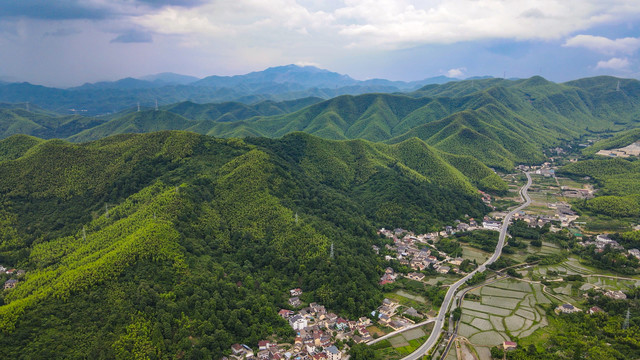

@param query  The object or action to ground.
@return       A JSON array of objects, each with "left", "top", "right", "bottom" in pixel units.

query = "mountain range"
[
  {"left": 3, "top": 75, "right": 639, "bottom": 171},
  {"left": 0, "top": 65, "right": 460, "bottom": 115}
]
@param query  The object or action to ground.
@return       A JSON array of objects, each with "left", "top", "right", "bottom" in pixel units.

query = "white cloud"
[
  {"left": 564, "top": 34, "right": 640, "bottom": 55},
  {"left": 129, "top": 0, "right": 640, "bottom": 50},
  {"left": 294, "top": 61, "right": 321, "bottom": 67},
  {"left": 595, "top": 57, "right": 630, "bottom": 70},
  {"left": 446, "top": 67, "right": 465, "bottom": 78}
]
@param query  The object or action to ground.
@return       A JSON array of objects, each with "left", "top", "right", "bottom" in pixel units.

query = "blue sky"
[{"left": 0, "top": 0, "right": 639, "bottom": 87}]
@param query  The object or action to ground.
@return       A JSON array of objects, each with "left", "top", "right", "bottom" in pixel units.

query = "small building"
[
  {"left": 258, "top": 340, "right": 270, "bottom": 351},
  {"left": 437, "top": 266, "right": 451, "bottom": 274},
  {"left": 407, "top": 272, "right": 425, "bottom": 281},
  {"left": 289, "top": 297, "right": 302, "bottom": 307},
  {"left": 3, "top": 279, "right": 17, "bottom": 290},
  {"left": 290, "top": 288, "right": 303, "bottom": 297},
  {"left": 482, "top": 221, "right": 501, "bottom": 231},
  {"left": 231, "top": 344, "right": 245, "bottom": 356},
  {"left": 503, "top": 341, "right": 517, "bottom": 351},
  {"left": 604, "top": 290, "right": 627, "bottom": 300},
  {"left": 556, "top": 303, "right": 581, "bottom": 314},
  {"left": 588, "top": 306, "right": 603, "bottom": 315},
  {"left": 378, "top": 314, "right": 391, "bottom": 325},
  {"left": 403, "top": 307, "right": 422, "bottom": 318},
  {"left": 289, "top": 315, "right": 308, "bottom": 331},
  {"left": 279, "top": 309, "right": 295, "bottom": 319},
  {"left": 326, "top": 345, "right": 341, "bottom": 360}
]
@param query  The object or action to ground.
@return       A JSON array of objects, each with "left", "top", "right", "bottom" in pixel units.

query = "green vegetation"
[
  {"left": 559, "top": 158, "right": 640, "bottom": 217},
  {"left": 454, "top": 230, "right": 500, "bottom": 252},
  {"left": 514, "top": 304, "right": 640, "bottom": 359},
  {"left": 583, "top": 128, "right": 640, "bottom": 155},
  {"left": 5, "top": 75, "right": 640, "bottom": 172},
  {"left": 0, "top": 131, "right": 497, "bottom": 358}
]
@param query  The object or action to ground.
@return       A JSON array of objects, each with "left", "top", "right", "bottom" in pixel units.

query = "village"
[
  {"left": 225, "top": 287, "right": 375, "bottom": 360},
  {"left": 0, "top": 265, "right": 25, "bottom": 290}
]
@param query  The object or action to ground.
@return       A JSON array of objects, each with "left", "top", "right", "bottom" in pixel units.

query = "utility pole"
[
  {"left": 82, "top": 226, "right": 86, "bottom": 241},
  {"left": 155, "top": 99, "right": 159, "bottom": 111},
  {"left": 616, "top": 80, "right": 621, "bottom": 92},
  {"left": 330, "top": 243, "right": 334, "bottom": 259},
  {"left": 295, "top": 212, "right": 299, "bottom": 224},
  {"left": 137, "top": 102, "right": 140, "bottom": 112},
  {"left": 623, "top": 308, "right": 630, "bottom": 330}
]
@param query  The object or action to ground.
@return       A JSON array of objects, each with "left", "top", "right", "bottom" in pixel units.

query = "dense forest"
[
  {"left": 3, "top": 75, "right": 640, "bottom": 171},
  {"left": 0, "top": 131, "right": 496, "bottom": 359}
]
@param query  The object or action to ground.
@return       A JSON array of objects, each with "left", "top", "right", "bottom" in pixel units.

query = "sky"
[{"left": 0, "top": 0, "right": 639, "bottom": 87}]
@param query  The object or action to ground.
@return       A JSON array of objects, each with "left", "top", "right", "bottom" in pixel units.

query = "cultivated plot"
[{"left": 458, "top": 278, "right": 552, "bottom": 348}]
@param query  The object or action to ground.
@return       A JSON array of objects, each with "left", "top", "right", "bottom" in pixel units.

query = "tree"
[{"left": 349, "top": 343, "right": 379, "bottom": 360}]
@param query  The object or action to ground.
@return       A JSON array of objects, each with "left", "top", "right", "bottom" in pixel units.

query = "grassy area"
[
  {"left": 384, "top": 290, "right": 432, "bottom": 314},
  {"left": 462, "top": 244, "right": 491, "bottom": 263},
  {"left": 367, "top": 325, "right": 390, "bottom": 338},
  {"left": 556, "top": 176, "right": 588, "bottom": 189},
  {"left": 505, "top": 241, "right": 562, "bottom": 263}
]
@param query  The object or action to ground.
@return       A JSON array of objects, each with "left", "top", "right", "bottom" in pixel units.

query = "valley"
[{"left": 1, "top": 73, "right": 640, "bottom": 360}]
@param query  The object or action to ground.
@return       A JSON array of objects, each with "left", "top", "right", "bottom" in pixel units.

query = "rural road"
[{"left": 400, "top": 172, "right": 532, "bottom": 360}]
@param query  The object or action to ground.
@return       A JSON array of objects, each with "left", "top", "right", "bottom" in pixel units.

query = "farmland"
[
  {"left": 458, "top": 278, "right": 552, "bottom": 347},
  {"left": 372, "top": 324, "right": 433, "bottom": 360}
]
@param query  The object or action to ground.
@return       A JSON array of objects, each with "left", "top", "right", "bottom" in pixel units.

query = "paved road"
[
  {"left": 401, "top": 172, "right": 532, "bottom": 360},
  {"left": 439, "top": 275, "right": 507, "bottom": 360}
]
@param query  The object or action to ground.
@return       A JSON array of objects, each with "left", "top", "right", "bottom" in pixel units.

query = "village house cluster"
[
  {"left": 373, "top": 298, "right": 423, "bottom": 331},
  {"left": 227, "top": 289, "right": 373, "bottom": 360},
  {"left": 0, "top": 264, "right": 25, "bottom": 290},
  {"left": 377, "top": 228, "right": 471, "bottom": 278},
  {"left": 578, "top": 234, "right": 625, "bottom": 253}
]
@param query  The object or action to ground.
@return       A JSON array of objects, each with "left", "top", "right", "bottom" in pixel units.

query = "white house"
[
  {"left": 326, "top": 345, "right": 341, "bottom": 360},
  {"left": 289, "top": 315, "right": 308, "bottom": 331}
]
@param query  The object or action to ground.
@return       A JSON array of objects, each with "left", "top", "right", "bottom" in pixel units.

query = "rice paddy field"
[
  {"left": 372, "top": 324, "right": 433, "bottom": 360},
  {"left": 458, "top": 278, "right": 551, "bottom": 347},
  {"left": 505, "top": 241, "right": 562, "bottom": 263}
]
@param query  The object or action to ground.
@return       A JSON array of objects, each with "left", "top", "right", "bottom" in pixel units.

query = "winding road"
[{"left": 401, "top": 172, "right": 532, "bottom": 360}]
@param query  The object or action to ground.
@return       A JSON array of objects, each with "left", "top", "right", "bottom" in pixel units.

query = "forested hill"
[
  {"left": 4, "top": 75, "right": 639, "bottom": 171},
  {"left": 0, "top": 131, "right": 496, "bottom": 359}
]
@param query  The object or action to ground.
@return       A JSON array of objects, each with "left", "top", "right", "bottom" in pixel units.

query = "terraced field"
[
  {"left": 458, "top": 278, "right": 552, "bottom": 347},
  {"left": 373, "top": 325, "right": 433, "bottom": 360}
]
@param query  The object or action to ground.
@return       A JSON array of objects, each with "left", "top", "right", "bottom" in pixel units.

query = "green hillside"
[
  {"left": 0, "top": 108, "right": 104, "bottom": 140},
  {"left": 68, "top": 110, "right": 198, "bottom": 142},
  {"left": 0, "top": 134, "right": 44, "bottom": 161},
  {"left": 583, "top": 128, "right": 640, "bottom": 155},
  {"left": 559, "top": 157, "right": 640, "bottom": 217},
  {"left": 3, "top": 76, "right": 640, "bottom": 170},
  {"left": 0, "top": 131, "right": 494, "bottom": 358}
]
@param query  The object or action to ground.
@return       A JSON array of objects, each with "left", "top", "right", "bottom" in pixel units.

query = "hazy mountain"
[
  {"left": 138, "top": 72, "right": 200, "bottom": 85},
  {"left": 194, "top": 64, "right": 358, "bottom": 88},
  {"left": 0, "top": 65, "right": 462, "bottom": 115}
]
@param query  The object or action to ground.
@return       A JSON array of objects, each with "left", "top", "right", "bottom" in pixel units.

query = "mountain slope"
[
  {"left": 0, "top": 131, "right": 494, "bottom": 358},
  {"left": 3, "top": 75, "right": 640, "bottom": 170}
]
